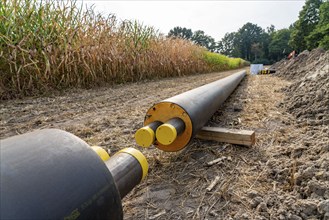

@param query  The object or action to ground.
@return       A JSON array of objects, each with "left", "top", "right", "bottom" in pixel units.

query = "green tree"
[
  {"left": 237, "top": 22, "right": 264, "bottom": 61},
  {"left": 191, "top": 30, "right": 217, "bottom": 52},
  {"left": 261, "top": 32, "right": 271, "bottom": 60},
  {"left": 289, "top": 0, "right": 323, "bottom": 51},
  {"left": 251, "top": 43, "right": 262, "bottom": 60},
  {"left": 306, "top": 1, "right": 329, "bottom": 50},
  {"left": 218, "top": 32, "right": 240, "bottom": 57},
  {"left": 168, "top": 26, "right": 193, "bottom": 40},
  {"left": 218, "top": 23, "right": 271, "bottom": 62},
  {"left": 269, "top": 29, "right": 292, "bottom": 61},
  {"left": 266, "top": 24, "right": 276, "bottom": 35}
]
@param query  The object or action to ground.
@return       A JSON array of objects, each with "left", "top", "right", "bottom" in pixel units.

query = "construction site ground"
[{"left": 1, "top": 49, "right": 328, "bottom": 219}]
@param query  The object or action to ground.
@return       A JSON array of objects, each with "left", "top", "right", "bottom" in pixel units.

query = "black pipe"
[
  {"left": 139, "top": 70, "right": 246, "bottom": 151},
  {"left": 104, "top": 147, "right": 147, "bottom": 199},
  {"left": 165, "top": 118, "right": 186, "bottom": 135},
  {"left": 148, "top": 121, "right": 163, "bottom": 132},
  {"left": 166, "top": 70, "right": 246, "bottom": 136},
  {"left": 0, "top": 129, "right": 147, "bottom": 220}
]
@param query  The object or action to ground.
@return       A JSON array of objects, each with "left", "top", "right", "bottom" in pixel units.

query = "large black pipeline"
[
  {"left": 135, "top": 70, "right": 246, "bottom": 151},
  {"left": 0, "top": 129, "right": 148, "bottom": 220}
]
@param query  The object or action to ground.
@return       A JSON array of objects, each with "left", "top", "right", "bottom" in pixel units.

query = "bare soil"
[{"left": 1, "top": 55, "right": 328, "bottom": 219}]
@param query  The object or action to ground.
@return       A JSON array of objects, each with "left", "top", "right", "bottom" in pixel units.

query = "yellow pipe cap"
[
  {"left": 135, "top": 126, "right": 155, "bottom": 147},
  {"left": 119, "top": 148, "right": 148, "bottom": 180},
  {"left": 156, "top": 124, "right": 177, "bottom": 145},
  {"left": 91, "top": 146, "right": 110, "bottom": 161}
]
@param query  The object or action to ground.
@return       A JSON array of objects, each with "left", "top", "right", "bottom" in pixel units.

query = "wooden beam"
[{"left": 195, "top": 127, "right": 255, "bottom": 147}]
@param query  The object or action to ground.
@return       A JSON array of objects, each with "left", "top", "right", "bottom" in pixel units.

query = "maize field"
[{"left": 0, "top": 0, "right": 247, "bottom": 99}]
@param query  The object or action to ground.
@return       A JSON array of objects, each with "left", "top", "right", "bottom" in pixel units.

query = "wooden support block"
[{"left": 195, "top": 127, "right": 255, "bottom": 147}]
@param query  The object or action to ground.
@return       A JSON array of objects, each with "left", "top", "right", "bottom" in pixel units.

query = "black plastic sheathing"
[
  {"left": 105, "top": 153, "right": 143, "bottom": 198},
  {"left": 148, "top": 121, "right": 163, "bottom": 131},
  {"left": 162, "top": 70, "right": 246, "bottom": 138},
  {"left": 0, "top": 129, "right": 123, "bottom": 220},
  {"left": 165, "top": 118, "right": 185, "bottom": 135}
]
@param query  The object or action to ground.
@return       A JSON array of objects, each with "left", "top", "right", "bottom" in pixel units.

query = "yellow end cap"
[
  {"left": 119, "top": 148, "right": 148, "bottom": 181},
  {"left": 156, "top": 124, "right": 177, "bottom": 145},
  {"left": 135, "top": 126, "right": 155, "bottom": 147},
  {"left": 91, "top": 146, "right": 110, "bottom": 161}
]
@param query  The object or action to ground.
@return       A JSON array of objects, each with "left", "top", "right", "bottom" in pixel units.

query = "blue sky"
[{"left": 80, "top": 1, "right": 305, "bottom": 41}]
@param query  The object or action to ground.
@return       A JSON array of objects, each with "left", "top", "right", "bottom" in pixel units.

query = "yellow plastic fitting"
[
  {"left": 156, "top": 123, "right": 177, "bottom": 145},
  {"left": 91, "top": 146, "right": 110, "bottom": 161},
  {"left": 118, "top": 148, "right": 148, "bottom": 180},
  {"left": 134, "top": 126, "right": 155, "bottom": 148}
]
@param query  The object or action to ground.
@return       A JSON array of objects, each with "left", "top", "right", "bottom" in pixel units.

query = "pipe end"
[
  {"left": 135, "top": 127, "right": 155, "bottom": 147},
  {"left": 91, "top": 146, "right": 110, "bottom": 161},
  {"left": 156, "top": 124, "right": 177, "bottom": 145},
  {"left": 119, "top": 148, "right": 148, "bottom": 180}
]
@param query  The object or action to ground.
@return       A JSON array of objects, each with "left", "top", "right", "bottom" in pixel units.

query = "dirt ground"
[{"left": 1, "top": 61, "right": 328, "bottom": 219}]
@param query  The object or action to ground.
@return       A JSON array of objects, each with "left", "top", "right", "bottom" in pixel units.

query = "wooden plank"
[{"left": 195, "top": 127, "right": 255, "bottom": 147}]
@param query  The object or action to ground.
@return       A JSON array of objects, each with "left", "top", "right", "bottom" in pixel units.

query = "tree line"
[{"left": 167, "top": 0, "right": 328, "bottom": 64}]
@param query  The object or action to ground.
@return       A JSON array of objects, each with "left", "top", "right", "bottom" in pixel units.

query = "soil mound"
[
  {"left": 272, "top": 48, "right": 327, "bottom": 80},
  {"left": 272, "top": 48, "right": 329, "bottom": 125},
  {"left": 269, "top": 49, "right": 329, "bottom": 219}
]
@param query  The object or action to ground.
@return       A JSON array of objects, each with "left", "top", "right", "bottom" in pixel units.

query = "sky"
[{"left": 81, "top": 1, "right": 305, "bottom": 41}]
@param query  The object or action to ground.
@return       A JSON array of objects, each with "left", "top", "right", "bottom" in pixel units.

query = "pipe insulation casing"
[
  {"left": 0, "top": 129, "right": 123, "bottom": 220},
  {"left": 144, "top": 70, "right": 246, "bottom": 151},
  {"left": 106, "top": 148, "right": 148, "bottom": 198}
]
